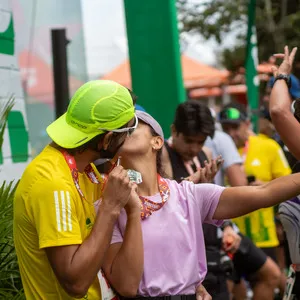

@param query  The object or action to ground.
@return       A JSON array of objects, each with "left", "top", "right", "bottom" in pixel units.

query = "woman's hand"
[
  {"left": 272, "top": 45, "right": 297, "bottom": 76},
  {"left": 124, "top": 183, "right": 141, "bottom": 217}
]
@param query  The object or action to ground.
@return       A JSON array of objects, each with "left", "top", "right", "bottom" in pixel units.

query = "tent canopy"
[{"left": 101, "top": 54, "right": 229, "bottom": 89}]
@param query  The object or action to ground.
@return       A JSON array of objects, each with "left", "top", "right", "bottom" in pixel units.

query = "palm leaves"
[
  {"left": 0, "top": 181, "right": 24, "bottom": 298},
  {"left": 0, "top": 95, "right": 15, "bottom": 150},
  {"left": 0, "top": 96, "right": 24, "bottom": 298}
]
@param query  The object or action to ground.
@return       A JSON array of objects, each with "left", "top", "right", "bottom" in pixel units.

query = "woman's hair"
[
  {"left": 148, "top": 126, "right": 166, "bottom": 177},
  {"left": 173, "top": 100, "right": 215, "bottom": 138}
]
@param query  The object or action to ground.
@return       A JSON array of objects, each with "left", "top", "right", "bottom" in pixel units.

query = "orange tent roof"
[
  {"left": 189, "top": 85, "right": 247, "bottom": 99},
  {"left": 101, "top": 55, "right": 229, "bottom": 89}
]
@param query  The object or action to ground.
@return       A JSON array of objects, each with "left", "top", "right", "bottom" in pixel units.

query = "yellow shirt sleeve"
[
  {"left": 271, "top": 144, "right": 291, "bottom": 178},
  {"left": 30, "top": 178, "right": 83, "bottom": 249}
]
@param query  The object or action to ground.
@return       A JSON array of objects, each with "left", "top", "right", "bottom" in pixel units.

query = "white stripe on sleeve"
[{"left": 54, "top": 191, "right": 61, "bottom": 232}]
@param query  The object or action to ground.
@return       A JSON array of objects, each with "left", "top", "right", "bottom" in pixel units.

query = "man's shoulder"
[
  {"left": 214, "top": 130, "right": 230, "bottom": 139},
  {"left": 18, "top": 146, "right": 72, "bottom": 195},
  {"left": 254, "top": 135, "right": 281, "bottom": 151},
  {"left": 213, "top": 130, "right": 235, "bottom": 145}
]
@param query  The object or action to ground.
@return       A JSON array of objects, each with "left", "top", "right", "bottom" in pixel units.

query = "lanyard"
[
  {"left": 61, "top": 150, "right": 106, "bottom": 202},
  {"left": 241, "top": 140, "right": 249, "bottom": 162},
  {"left": 61, "top": 150, "right": 170, "bottom": 219},
  {"left": 139, "top": 174, "right": 170, "bottom": 220}
]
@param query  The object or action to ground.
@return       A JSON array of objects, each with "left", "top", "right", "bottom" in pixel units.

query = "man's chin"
[{"left": 182, "top": 155, "right": 195, "bottom": 161}]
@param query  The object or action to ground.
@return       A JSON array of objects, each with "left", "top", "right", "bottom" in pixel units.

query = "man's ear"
[
  {"left": 245, "top": 120, "right": 251, "bottom": 127},
  {"left": 100, "top": 132, "right": 113, "bottom": 151}
]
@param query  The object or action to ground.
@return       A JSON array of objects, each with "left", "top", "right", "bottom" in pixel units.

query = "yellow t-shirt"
[
  {"left": 14, "top": 145, "right": 102, "bottom": 299},
  {"left": 234, "top": 134, "right": 291, "bottom": 248}
]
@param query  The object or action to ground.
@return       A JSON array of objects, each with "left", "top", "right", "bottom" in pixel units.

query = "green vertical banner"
[
  {"left": 123, "top": 0, "right": 185, "bottom": 136},
  {"left": 245, "top": 0, "right": 259, "bottom": 133}
]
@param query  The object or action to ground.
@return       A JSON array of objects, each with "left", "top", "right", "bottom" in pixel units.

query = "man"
[
  {"left": 219, "top": 102, "right": 291, "bottom": 298},
  {"left": 204, "top": 109, "right": 247, "bottom": 187},
  {"left": 14, "top": 80, "right": 143, "bottom": 299},
  {"left": 161, "top": 100, "right": 241, "bottom": 300}
]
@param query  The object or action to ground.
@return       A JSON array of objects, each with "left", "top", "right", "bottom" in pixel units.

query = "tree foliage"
[{"left": 177, "top": 0, "right": 300, "bottom": 72}]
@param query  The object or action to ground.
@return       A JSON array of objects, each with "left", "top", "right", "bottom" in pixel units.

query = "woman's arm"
[
  {"left": 102, "top": 192, "right": 144, "bottom": 297},
  {"left": 269, "top": 46, "right": 300, "bottom": 159},
  {"left": 213, "top": 172, "right": 300, "bottom": 220}
]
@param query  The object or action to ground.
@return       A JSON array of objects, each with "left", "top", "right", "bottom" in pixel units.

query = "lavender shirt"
[{"left": 111, "top": 179, "right": 225, "bottom": 296}]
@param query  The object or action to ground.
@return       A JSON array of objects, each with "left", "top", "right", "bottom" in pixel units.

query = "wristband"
[{"left": 273, "top": 74, "right": 291, "bottom": 88}]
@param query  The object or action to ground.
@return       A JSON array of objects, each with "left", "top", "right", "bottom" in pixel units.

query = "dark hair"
[
  {"left": 148, "top": 126, "right": 166, "bottom": 177},
  {"left": 127, "top": 88, "right": 138, "bottom": 105},
  {"left": 173, "top": 100, "right": 215, "bottom": 138},
  {"left": 65, "top": 133, "right": 106, "bottom": 155},
  {"left": 294, "top": 99, "right": 300, "bottom": 123}
]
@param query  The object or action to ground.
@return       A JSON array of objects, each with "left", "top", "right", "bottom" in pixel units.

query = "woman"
[{"left": 102, "top": 110, "right": 300, "bottom": 300}]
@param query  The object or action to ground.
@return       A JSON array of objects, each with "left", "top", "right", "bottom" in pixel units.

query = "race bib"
[{"left": 97, "top": 269, "right": 118, "bottom": 300}]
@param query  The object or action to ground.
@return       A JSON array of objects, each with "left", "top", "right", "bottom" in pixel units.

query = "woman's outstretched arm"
[{"left": 214, "top": 172, "right": 300, "bottom": 220}]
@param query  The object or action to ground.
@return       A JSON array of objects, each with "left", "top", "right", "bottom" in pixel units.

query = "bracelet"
[{"left": 273, "top": 74, "right": 291, "bottom": 88}]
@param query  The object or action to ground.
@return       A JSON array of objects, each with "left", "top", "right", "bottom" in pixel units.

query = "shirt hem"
[{"left": 39, "top": 239, "right": 82, "bottom": 249}]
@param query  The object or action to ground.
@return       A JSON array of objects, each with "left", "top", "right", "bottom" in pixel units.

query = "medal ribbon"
[
  {"left": 61, "top": 150, "right": 170, "bottom": 219},
  {"left": 139, "top": 174, "right": 170, "bottom": 220},
  {"left": 61, "top": 150, "right": 106, "bottom": 201}
]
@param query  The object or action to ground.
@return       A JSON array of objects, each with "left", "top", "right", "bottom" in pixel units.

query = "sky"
[{"left": 81, "top": 0, "right": 239, "bottom": 79}]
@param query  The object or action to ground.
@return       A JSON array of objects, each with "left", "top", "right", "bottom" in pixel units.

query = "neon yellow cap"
[{"left": 46, "top": 80, "right": 135, "bottom": 148}]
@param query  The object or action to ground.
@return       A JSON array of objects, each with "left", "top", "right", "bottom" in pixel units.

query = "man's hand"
[
  {"left": 249, "top": 179, "right": 265, "bottom": 186},
  {"left": 186, "top": 156, "right": 223, "bottom": 184},
  {"left": 196, "top": 284, "right": 212, "bottom": 300},
  {"left": 222, "top": 226, "right": 241, "bottom": 254},
  {"left": 272, "top": 45, "right": 297, "bottom": 76},
  {"left": 102, "top": 166, "right": 132, "bottom": 213}
]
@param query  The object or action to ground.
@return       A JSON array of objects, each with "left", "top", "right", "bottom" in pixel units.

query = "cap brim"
[
  {"left": 46, "top": 113, "right": 99, "bottom": 149},
  {"left": 219, "top": 119, "right": 242, "bottom": 124}
]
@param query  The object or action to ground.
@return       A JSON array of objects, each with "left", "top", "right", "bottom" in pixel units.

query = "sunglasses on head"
[{"left": 98, "top": 115, "right": 139, "bottom": 137}]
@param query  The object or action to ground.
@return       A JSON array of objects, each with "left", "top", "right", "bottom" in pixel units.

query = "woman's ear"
[{"left": 151, "top": 136, "right": 164, "bottom": 151}]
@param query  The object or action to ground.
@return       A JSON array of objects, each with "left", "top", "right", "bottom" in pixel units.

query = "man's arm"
[
  {"left": 41, "top": 166, "right": 133, "bottom": 298},
  {"left": 226, "top": 164, "right": 247, "bottom": 186},
  {"left": 46, "top": 207, "right": 119, "bottom": 298},
  {"left": 215, "top": 131, "right": 247, "bottom": 187}
]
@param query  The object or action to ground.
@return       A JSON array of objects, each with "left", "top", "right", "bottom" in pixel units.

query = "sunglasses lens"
[{"left": 127, "top": 128, "right": 135, "bottom": 137}]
